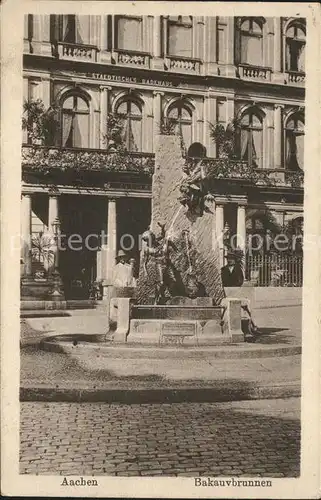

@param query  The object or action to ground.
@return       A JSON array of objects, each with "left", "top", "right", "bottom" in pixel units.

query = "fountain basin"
[{"left": 128, "top": 317, "right": 229, "bottom": 346}]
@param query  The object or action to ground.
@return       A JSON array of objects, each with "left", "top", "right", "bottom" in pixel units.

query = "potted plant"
[
  {"left": 208, "top": 118, "right": 240, "bottom": 159},
  {"left": 22, "top": 98, "right": 60, "bottom": 146},
  {"left": 103, "top": 113, "right": 126, "bottom": 153}
]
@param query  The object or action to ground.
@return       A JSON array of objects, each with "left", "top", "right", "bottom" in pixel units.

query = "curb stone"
[
  {"left": 40, "top": 337, "right": 302, "bottom": 360},
  {"left": 20, "top": 381, "right": 300, "bottom": 403}
]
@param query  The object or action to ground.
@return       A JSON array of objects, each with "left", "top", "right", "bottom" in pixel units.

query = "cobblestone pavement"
[{"left": 20, "top": 398, "right": 300, "bottom": 477}]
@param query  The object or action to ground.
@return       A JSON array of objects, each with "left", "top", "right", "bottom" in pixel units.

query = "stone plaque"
[{"left": 161, "top": 322, "right": 196, "bottom": 337}]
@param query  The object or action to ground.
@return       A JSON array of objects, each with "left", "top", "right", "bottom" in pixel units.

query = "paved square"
[{"left": 20, "top": 398, "right": 300, "bottom": 477}]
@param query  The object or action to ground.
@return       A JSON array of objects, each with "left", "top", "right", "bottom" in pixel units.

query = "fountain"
[{"left": 108, "top": 135, "right": 245, "bottom": 346}]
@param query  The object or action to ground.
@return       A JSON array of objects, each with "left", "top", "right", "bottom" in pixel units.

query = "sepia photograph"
[{"left": 1, "top": 1, "right": 320, "bottom": 498}]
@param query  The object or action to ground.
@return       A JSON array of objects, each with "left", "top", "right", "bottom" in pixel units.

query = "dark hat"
[
  {"left": 225, "top": 247, "right": 244, "bottom": 260},
  {"left": 225, "top": 250, "right": 237, "bottom": 259}
]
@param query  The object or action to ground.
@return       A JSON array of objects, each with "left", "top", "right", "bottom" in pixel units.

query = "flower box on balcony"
[
  {"left": 21, "top": 145, "right": 155, "bottom": 176},
  {"left": 201, "top": 158, "right": 273, "bottom": 185}
]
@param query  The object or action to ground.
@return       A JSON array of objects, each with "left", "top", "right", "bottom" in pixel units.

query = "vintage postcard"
[{"left": 1, "top": 1, "right": 320, "bottom": 498}]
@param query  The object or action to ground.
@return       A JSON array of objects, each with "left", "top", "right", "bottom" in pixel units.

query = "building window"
[
  {"left": 239, "top": 109, "right": 263, "bottom": 168},
  {"left": 239, "top": 18, "right": 264, "bottom": 66},
  {"left": 285, "top": 113, "right": 304, "bottom": 170},
  {"left": 61, "top": 94, "right": 90, "bottom": 148},
  {"left": 24, "top": 14, "right": 33, "bottom": 41},
  {"left": 167, "top": 101, "right": 193, "bottom": 149},
  {"left": 116, "top": 99, "right": 142, "bottom": 152},
  {"left": 285, "top": 22, "right": 306, "bottom": 73},
  {"left": 116, "top": 16, "right": 143, "bottom": 52},
  {"left": 167, "top": 16, "right": 193, "bottom": 58},
  {"left": 57, "top": 15, "right": 90, "bottom": 44}
]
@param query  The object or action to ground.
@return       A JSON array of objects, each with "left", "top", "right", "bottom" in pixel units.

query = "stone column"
[
  {"left": 204, "top": 16, "right": 217, "bottom": 74},
  {"left": 152, "top": 16, "right": 163, "bottom": 70},
  {"left": 21, "top": 194, "right": 32, "bottom": 277},
  {"left": 48, "top": 195, "right": 59, "bottom": 229},
  {"left": 273, "top": 18, "right": 282, "bottom": 72},
  {"left": 215, "top": 204, "right": 224, "bottom": 268},
  {"left": 41, "top": 15, "right": 52, "bottom": 57},
  {"left": 236, "top": 204, "right": 246, "bottom": 253},
  {"left": 153, "top": 16, "right": 161, "bottom": 57},
  {"left": 48, "top": 194, "right": 59, "bottom": 269},
  {"left": 153, "top": 91, "right": 163, "bottom": 140},
  {"left": 100, "top": 86, "right": 110, "bottom": 148},
  {"left": 274, "top": 104, "right": 283, "bottom": 169},
  {"left": 96, "top": 249, "right": 102, "bottom": 281},
  {"left": 106, "top": 198, "right": 117, "bottom": 283},
  {"left": 225, "top": 17, "right": 236, "bottom": 76},
  {"left": 204, "top": 94, "right": 216, "bottom": 157}
]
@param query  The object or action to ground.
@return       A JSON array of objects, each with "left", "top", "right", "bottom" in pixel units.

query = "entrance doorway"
[{"left": 59, "top": 195, "right": 106, "bottom": 299}]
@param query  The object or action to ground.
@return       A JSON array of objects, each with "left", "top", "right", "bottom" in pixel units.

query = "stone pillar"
[
  {"left": 106, "top": 198, "right": 117, "bottom": 283},
  {"left": 204, "top": 95, "right": 216, "bottom": 157},
  {"left": 21, "top": 194, "right": 32, "bottom": 277},
  {"left": 273, "top": 18, "right": 282, "bottom": 72},
  {"left": 48, "top": 195, "right": 59, "bottom": 228},
  {"left": 221, "top": 297, "right": 244, "bottom": 342},
  {"left": 153, "top": 16, "right": 161, "bottom": 57},
  {"left": 152, "top": 16, "right": 163, "bottom": 70},
  {"left": 236, "top": 204, "right": 246, "bottom": 253},
  {"left": 215, "top": 204, "right": 224, "bottom": 268},
  {"left": 41, "top": 15, "right": 52, "bottom": 57},
  {"left": 48, "top": 194, "right": 59, "bottom": 269},
  {"left": 96, "top": 249, "right": 102, "bottom": 281},
  {"left": 225, "top": 17, "right": 236, "bottom": 77},
  {"left": 100, "top": 86, "right": 111, "bottom": 148},
  {"left": 153, "top": 91, "right": 163, "bottom": 139},
  {"left": 204, "top": 16, "right": 217, "bottom": 75},
  {"left": 274, "top": 104, "right": 283, "bottom": 169}
]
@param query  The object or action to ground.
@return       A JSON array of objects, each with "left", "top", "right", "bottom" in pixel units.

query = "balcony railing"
[
  {"left": 238, "top": 64, "right": 272, "bottom": 81},
  {"left": 255, "top": 168, "right": 304, "bottom": 188},
  {"left": 286, "top": 71, "right": 305, "bottom": 85},
  {"left": 22, "top": 146, "right": 304, "bottom": 188},
  {"left": 165, "top": 56, "right": 201, "bottom": 72},
  {"left": 113, "top": 49, "right": 150, "bottom": 68},
  {"left": 201, "top": 160, "right": 304, "bottom": 187},
  {"left": 201, "top": 158, "right": 266, "bottom": 183},
  {"left": 57, "top": 42, "right": 99, "bottom": 62},
  {"left": 22, "top": 145, "right": 155, "bottom": 176}
]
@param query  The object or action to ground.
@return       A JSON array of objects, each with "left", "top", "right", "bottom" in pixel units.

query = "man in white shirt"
[{"left": 112, "top": 250, "right": 136, "bottom": 287}]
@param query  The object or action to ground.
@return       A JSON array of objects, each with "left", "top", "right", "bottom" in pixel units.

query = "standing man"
[
  {"left": 221, "top": 250, "right": 244, "bottom": 287},
  {"left": 112, "top": 249, "right": 136, "bottom": 287}
]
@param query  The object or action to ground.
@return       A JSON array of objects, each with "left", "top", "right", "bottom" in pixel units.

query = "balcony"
[
  {"left": 56, "top": 42, "right": 99, "bottom": 62},
  {"left": 22, "top": 145, "right": 155, "bottom": 176},
  {"left": 112, "top": 49, "right": 150, "bottom": 68},
  {"left": 201, "top": 158, "right": 260, "bottom": 182},
  {"left": 238, "top": 64, "right": 272, "bottom": 82},
  {"left": 165, "top": 56, "right": 201, "bottom": 73},
  {"left": 255, "top": 168, "right": 304, "bottom": 188},
  {"left": 201, "top": 160, "right": 304, "bottom": 188},
  {"left": 285, "top": 71, "right": 305, "bottom": 86}
]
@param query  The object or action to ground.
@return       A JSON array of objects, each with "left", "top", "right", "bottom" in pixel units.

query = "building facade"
[{"left": 21, "top": 15, "right": 305, "bottom": 298}]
